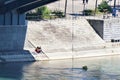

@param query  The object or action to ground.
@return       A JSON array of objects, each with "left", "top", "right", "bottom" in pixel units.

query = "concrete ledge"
[
  {"left": 44, "top": 47, "right": 120, "bottom": 60},
  {"left": 1, "top": 47, "right": 120, "bottom": 62},
  {"left": 0, "top": 50, "right": 35, "bottom": 63}
]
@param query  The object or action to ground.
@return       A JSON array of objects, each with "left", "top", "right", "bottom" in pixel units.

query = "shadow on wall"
[{"left": 87, "top": 19, "right": 104, "bottom": 39}]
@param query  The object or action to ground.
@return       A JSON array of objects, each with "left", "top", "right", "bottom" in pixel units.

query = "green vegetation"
[
  {"left": 26, "top": 6, "right": 65, "bottom": 20},
  {"left": 83, "top": 9, "right": 94, "bottom": 16},
  {"left": 82, "top": 66, "right": 88, "bottom": 71},
  {"left": 52, "top": 10, "right": 65, "bottom": 18},
  {"left": 98, "top": 1, "right": 112, "bottom": 13},
  {"left": 83, "top": 9, "right": 102, "bottom": 16},
  {"left": 36, "top": 6, "right": 51, "bottom": 19},
  {"left": 83, "top": 1, "right": 112, "bottom": 16}
]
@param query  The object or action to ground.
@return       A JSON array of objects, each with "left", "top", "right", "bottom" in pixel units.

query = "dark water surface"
[{"left": 0, "top": 55, "right": 120, "bottom": 80}]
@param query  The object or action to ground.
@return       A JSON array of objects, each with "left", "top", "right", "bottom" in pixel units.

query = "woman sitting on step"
[{"left": 35, "top": 46, "right": 42, "bottom": 53}]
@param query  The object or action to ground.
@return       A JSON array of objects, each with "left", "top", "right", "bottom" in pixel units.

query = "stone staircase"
[
  {"left": 0, "top": 50, "right": 35, "bottom": 62},
  {"left": 24, "top": 40, "right": 49, "bottom": 61},
  {"left": 104, "top": 18, "right": 120, "bottom": 41},
  {"left": 29, "top": 48, "right": 49, "bottom": 60},
  {"left": 31, "top": 52, "right": 49, "bottom": 60}
]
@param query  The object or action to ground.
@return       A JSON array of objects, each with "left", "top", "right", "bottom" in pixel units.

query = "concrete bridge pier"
[
  {"left": 0, "top": 0, "right": 58, "bottom": 62},
  {"left": 0, "top": 11, "right": 35, "bottom": 62}
]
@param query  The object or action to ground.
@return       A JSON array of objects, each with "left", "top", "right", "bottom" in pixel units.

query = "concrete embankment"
[{"left": 24, "top": 18, "right": 110, "bottom": 60}]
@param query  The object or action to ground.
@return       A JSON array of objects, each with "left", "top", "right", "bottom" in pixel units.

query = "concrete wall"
[
  {"left": 0, "top": 25, "right": 27, "bottom": 51},
  {"left": 0, "top": 11, "right": 25, "bottom": 25},
  {"left": 104, "top": 19, "right": 120, "bottom": 42},
  {"left": 88, "top": 19, "right": 104, "bottom": 39},
  {"left": 0, "top": 14, "right": 4, "bottom": 25},
  {"left": 26, "top": 19, "right": 104, "bottom": 54},
  {"left": 0, "top": 11, "right": 33, "bottom": 62},
  {"left": 0, "top": 11, "right": 27, "bottom": 51},
  {"left": 88, "top": 19, "right": 120, "bottom": 42}
]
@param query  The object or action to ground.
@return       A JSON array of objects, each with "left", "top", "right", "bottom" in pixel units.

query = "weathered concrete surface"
[
  {"left": 0, "top": 12, "right": 25, "bottom": 25},
  {"left": 25, "top": 19, "right": 105, "bottom": 60},
  {"left": 24, "top": 18, "right": 120, "bottom": 60},
  {"left": 0, "top": 25, "right": 27, "bottom": 51},
  {"left": 0, "top": 25, "right": 36, "bottom": 62}
]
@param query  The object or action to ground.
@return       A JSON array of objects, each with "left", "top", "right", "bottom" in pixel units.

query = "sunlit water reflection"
[{"left": 0, "top": 55, "right": 120, "bottom": 80}]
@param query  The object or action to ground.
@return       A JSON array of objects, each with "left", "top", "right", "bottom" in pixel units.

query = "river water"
[{"left": 0, "top": 55, "right": 120, "bottom": 80}]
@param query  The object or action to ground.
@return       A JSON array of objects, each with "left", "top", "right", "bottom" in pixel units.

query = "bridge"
[
  {"left": 0, "top": 0, "right": 58, "bottom": 62},
  {"left": 0, "top": 0, "right": 58, "bottom": 25}
]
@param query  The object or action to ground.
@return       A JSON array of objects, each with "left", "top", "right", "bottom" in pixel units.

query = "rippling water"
[{"left": 0, "top": 55, "right": 120, "bottom": 80}]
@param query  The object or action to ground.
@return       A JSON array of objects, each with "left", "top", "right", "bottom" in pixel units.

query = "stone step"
[
  {"left": 0, "top": 50, "right": 35, "bottom": 62},
  {"left": 31, "top": 52, "right": 49, "bottom": 60}
]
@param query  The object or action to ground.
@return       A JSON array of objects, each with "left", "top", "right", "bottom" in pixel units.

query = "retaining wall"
[{"left": 88, "top": 18, "right": 120, "bottom": 42}]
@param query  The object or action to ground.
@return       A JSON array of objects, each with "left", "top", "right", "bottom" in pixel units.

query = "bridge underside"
[{"left": 0, "top": 0, "right": 58, "bottom": 13}]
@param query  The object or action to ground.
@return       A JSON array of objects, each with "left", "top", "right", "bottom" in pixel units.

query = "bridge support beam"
[
  {"left": 0, "top": 11, "right": 35, "bottom": 62},
  {"left": 0, "top": 11, "right": 26, "bottom": 51}
]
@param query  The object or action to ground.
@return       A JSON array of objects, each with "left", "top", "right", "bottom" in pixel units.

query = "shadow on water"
[
  {"left": 0, "top": 55, "right": 120, "bottom": 80},
  {"left": 0, "top": 62, "right": 33, "bottom": 80}
]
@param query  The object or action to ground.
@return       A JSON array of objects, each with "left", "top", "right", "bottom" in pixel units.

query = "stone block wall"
[
  {"left": 88, "top": 18, "right": 120, "bottom": 42},
  {"left": 104, "top": 19, "right": 120, "bottom": 42}
]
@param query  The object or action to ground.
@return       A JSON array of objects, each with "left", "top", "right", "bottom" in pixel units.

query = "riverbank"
[
  {"left": 1, "top": 18, "right": 120, "bottom": 62},
  {"left": 27, "top": 42, "right": 120, "bottom": 60},
  {"left": 25, "top": 19, "right": 120, "bottom": 61}
]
